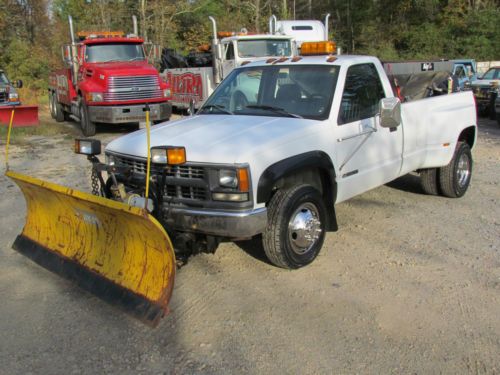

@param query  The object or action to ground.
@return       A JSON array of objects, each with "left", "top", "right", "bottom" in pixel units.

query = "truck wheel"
[
  {"left": 439, "top": 142, "right": 472, "bottom": 198},
  {"left": 53, "top": 93, "right": 65, "bottom": 123},
  {"left": 80, "top": 102, "right": 96, "bottom": 137},
  {"left": 420, "top": 168, "right": 439, "bottom": 195},
  {"left": 263, "top": 184, "right": 326, "bottom": 269},
  {"left": 49, "top": 92, "right": 56, "bottom": 119}
]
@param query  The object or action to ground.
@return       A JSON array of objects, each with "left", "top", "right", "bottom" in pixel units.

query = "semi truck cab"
[{"left": 49, "top": 16, "right": 171, "bottom": 136}]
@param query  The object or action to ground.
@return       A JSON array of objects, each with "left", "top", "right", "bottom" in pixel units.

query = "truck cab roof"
[
  {"left": 220, "top": 34, "right": 294, "bottom": 43},
  {"left": 240, "top": 54, "right": 378, "bottom": 68}
]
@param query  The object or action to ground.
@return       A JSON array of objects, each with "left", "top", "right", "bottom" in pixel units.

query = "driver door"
[{"left": 334, "top": 63, "right": 403, "bottom": 202}]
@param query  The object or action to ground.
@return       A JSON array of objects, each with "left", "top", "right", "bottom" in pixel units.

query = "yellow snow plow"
[{"left": 4, "top": 106, "right": 176, "bottom": 326}]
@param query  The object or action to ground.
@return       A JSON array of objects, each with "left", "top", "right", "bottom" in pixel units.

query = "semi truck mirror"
[
  {"left": 379, "top": 97, "right": 401, "bottom": 128},
  {"left": 14, "top": 80, "right": 23, "bottom": 88},
  {"left": 62, "top": 45, "right": 72, "bottom": 65}
]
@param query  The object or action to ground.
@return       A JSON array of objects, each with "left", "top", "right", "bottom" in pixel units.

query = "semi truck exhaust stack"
[{"left": 132, "top": 15, "right": 138, "bottom": 35}]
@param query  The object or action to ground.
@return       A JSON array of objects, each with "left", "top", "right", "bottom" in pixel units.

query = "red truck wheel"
[
  {"left": 52, "top": 93, "right": 65, "bottom": 123},
  {"left": 79, "top": 102, "right": 96, "bottom": 137}
]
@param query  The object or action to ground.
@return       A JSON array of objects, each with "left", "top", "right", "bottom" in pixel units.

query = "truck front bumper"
[
  {"left": 162, "top": 206, "right": 268, "bottom": 239},
  {"left": 88, "top": 102, "right": 172, "bottom": 124}
]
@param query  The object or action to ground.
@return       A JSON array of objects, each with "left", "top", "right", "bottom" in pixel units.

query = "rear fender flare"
[{"left": 257, "top": 151, "right": 338, "bottom": 231}]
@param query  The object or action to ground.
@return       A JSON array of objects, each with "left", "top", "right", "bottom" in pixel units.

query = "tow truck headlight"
[
  {"left": 163, "top": 88, "right": 171, "bottom": 98},
  {"left": 151, "top": 146, "right": 186, "bottom": 165},
  {"left": 86, "top": 92, "right": 103, "bottom": 102},
  {"left": 74, "top": 139, "right": 101, "bottom": 155},
  {"left": 8, "top": 92, "right": 19, "bottom": 102}
]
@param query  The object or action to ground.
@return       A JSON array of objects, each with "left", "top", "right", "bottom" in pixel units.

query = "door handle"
[{"left": 337, "top": 128, "right": 376, "bottom": 142}]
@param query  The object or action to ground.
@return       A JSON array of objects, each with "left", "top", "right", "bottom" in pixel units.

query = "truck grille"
[
  {"left": 473, "top": 86, "right": 490, "bottom": 99},
  {"left": 105, "top": 75, "right": 163, "bottom": 102},
  {"left": 0, "top": 92, "right": 7, "bottom": 103},
  {"left": 112, "top": 154, "right": 208, "bottom": 202}
]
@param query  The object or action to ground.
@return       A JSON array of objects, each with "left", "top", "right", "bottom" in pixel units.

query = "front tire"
[
  {"left": 439, "top": 142, "right": 472, "bottom": 198},
  {"left": 80, "top": 101, "right": 96, "bottom": 137},
  {"left": 263, "top": 184, "right": 326, "bottom": 269}
]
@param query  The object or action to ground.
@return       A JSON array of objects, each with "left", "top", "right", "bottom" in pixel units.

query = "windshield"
[
  {"left": 237, "top": 39, "right": 292, "bottom": 58},
  {"left": 0, "top": 73, "right": 9, "bottom": 84},
  {"left": 200, "top": 65, "right": 339, "bottom": 120},
  {"left": 482, "top": 68, "right": 500, "bottom": 80},
  {"left": 85, "top": 43, "right": 145, "bottom": 63}
]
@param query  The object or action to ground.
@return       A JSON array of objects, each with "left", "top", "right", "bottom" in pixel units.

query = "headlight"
[
  {"left": 163, "top": 88, "right": 171, "bottom": 98},
  {"left": 218, "top": 167, "right": 249, "bottom": 192},
  {"left": 8, "top": 92, "right": 19, "bottom": 102},
  {"left": 219, "top": 169, "right": 238, "bottom": 188},
  {"left": 105, "top": 153, "right": 115, "bottom": 166},
  {"left": 86, "top": 92, "right": 103, "bottom": 102}
]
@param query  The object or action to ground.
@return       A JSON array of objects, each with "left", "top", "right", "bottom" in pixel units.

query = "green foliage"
[
  {"left": 0, "top": 0, "right": 499, "bottom": 105},
  {"left": 4, "top": 39, "right": 50, "bottom": 91}
]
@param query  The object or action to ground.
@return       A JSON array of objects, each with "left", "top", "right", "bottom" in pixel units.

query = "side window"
[
  {"left": 225, "top": 43, "right": 234, "bottom": 60},
  {"left": 455, "top": 65, "right": 465, "bottom": 78},
  {"left": 338, "top": 64, "right": 385, "bottom": 125}
]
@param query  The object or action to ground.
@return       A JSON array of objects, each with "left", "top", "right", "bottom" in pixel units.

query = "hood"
[
  {"left": 471, "top": 79, "right": 499, "bottom": 88},
  {"left": 106, "top": 114, "right": 321, "bottom": 164},
  {"left": 89, "top": 61, "right": 159, "bottom": 77}
]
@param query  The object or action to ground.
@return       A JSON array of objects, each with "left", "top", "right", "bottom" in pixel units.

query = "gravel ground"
[{"left": 0, "top": 114, "right": 499, "bottom": 375}]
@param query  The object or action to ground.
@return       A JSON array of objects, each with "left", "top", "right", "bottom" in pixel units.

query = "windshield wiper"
[
  {"left": 199, "top": 104, "right": 233, "bottom": 115},
  {"left": 100, "top": 59, "right": 121, "bottom": 63},
  {"left": 128, "top": 57, "right": 145, "bottom": 61},
  {"left": 245, "top": 105, "right": 302, "bottom": 118}
]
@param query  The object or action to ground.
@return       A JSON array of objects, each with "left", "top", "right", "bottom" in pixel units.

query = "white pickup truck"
[{"left": 92, "top": 50, "right": 477, "bottom": 269}]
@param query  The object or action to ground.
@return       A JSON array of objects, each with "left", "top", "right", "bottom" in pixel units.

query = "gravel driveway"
[{"left": 0, "top": 116, "right": 498, "bottom": 374}]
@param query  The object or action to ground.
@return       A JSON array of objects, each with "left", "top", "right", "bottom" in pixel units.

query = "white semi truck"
[{"left": 162, "top": 16, "right": 295, "bottom": 110}]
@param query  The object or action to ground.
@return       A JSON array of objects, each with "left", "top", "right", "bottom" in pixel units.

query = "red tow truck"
[{"left": 49, "top": 16, "right": 171, "bottom": 136}]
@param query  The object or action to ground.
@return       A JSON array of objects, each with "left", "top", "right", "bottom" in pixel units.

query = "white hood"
[
  {"left": 471, "top": 79, "right": 499, "bottom": 88},
  {"left": 106, "top": 114, "right": 321, "bottom": 164}
]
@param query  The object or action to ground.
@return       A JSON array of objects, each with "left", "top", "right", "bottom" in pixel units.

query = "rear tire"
[
  {"left": 263, "top": 184, "right": 326, "bottom": 269},
  {"left": 49, "top": 92, "right": 56, "bottom": 119},
  {"left": 80, "top": 101, "right": 96, "bottom": 137},
  {"left": 439, "top": 142, "right": 472, "bottom": 198},
  {"left": 53, "top": 93, "right": 65, "bottom": 123},
  {"left": 420, "top": 168, "right": 439, "bottom": 195}
]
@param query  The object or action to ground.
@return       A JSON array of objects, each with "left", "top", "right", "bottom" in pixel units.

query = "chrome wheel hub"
[
  {"left": 288, "top": 202, "right": 322, "bottom": 255},
  {"left": 456, "top": 152, "right": 471, "bottom": 188}
]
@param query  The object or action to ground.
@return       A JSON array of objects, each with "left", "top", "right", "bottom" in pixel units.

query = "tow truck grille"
[
  {"left": 105, "top": 75, "right": 163, "bottom": 102},
  {"left": 112, "top": 154, "right": 208, "bottom": 202}
]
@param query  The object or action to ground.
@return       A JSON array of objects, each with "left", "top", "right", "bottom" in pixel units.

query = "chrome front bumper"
[
  {"left": 162, "top": 206, "right": 268, "bottom": 238},
  {"left": 88, "top": 102, "right": 172, "bottom": 124}
]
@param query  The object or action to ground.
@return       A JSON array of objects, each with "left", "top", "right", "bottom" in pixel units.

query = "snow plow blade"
[
  {"left": 6, "top": 170, "right": 175, "bottom": 326},
  {"left": 0, "top": 105, "right": 39, "bottom": 127}
]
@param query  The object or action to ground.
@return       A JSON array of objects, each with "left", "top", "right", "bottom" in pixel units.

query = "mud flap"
[
  {"left": 0, "top": 105, "right": 39, "bottom": 127},
  {"left": 6, "top": 170, "right": 176, "bottom": 326}
]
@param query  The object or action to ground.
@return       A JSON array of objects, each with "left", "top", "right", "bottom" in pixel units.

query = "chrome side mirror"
[{"left": 379, "top": 97, "right": 401, "bottom": 128}]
